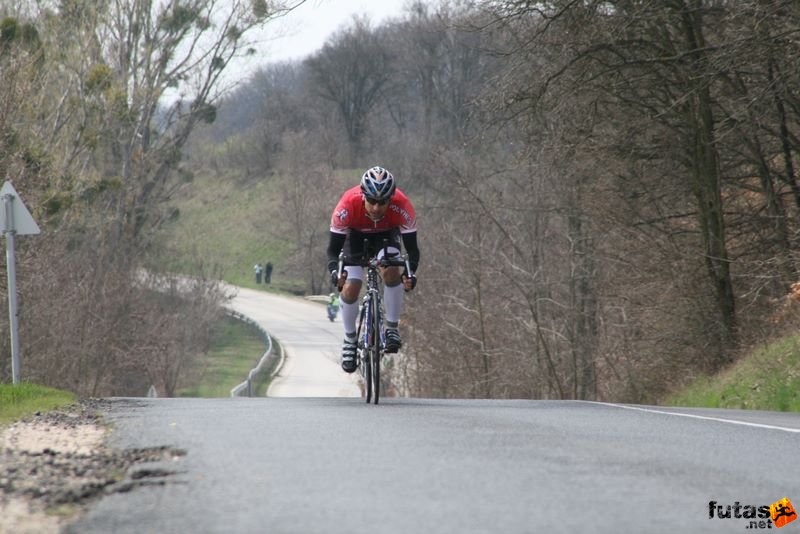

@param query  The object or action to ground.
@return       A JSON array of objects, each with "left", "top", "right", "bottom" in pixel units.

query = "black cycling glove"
[{"left": 404, "top": 273, "right": 417, "bottom": 291}]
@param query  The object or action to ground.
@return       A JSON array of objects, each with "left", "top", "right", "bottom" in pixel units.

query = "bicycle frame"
[
  {"left": 359, "top": 256, "right": 386, "bottom": 403},
  {"left": 338, "top": 239, "right": 410, "bottom": 404}
]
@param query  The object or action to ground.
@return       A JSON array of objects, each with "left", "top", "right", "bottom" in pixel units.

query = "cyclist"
[
  {"left": 326, "top": 166, "right": 419, "bottom": 373},
  {"left": 327, "top": 292, "right": 340, "bottom": 320}
]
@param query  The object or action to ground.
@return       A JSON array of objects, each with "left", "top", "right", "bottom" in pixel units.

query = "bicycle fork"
[
  {"left": 357, "top": 292, "right": 384, "bottom": 361},
  {"left": 360, "top": 293, "right": 379, "bottom": 349}
]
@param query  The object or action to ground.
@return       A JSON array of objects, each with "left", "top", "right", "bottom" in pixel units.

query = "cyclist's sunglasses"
[{"left": 364, "top": 196, "right": 389, "bottom": 206}]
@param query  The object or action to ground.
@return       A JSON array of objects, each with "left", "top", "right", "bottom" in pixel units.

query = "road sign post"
[
  {"left": 4, "top": 194, "right": 20, "bottom": 383},
  {"left": 0, "top": 182, "right": 40, "bottom": 384}
]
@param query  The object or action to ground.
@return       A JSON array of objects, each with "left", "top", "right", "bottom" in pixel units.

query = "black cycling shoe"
[
  {"left": 384, "top": 329, "right": 402, "bottom": 353},
  {"left": 341, "top": 339, "right": 358, "bottom": 373}
]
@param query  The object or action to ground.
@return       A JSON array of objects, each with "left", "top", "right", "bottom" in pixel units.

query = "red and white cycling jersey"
[{"left": 330, "top": 185, "right": 417, "bottom": 235}]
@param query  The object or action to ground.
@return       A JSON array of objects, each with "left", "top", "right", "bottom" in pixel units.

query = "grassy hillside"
[
  {"left": 158, "top": 170, "right": 298, "bottom": 291},
  {"left": 665, "top": 333, "right": 800, "bottom": 411},
  {"left": 158, "top": 167, "right": 356, "bottom": 294}
]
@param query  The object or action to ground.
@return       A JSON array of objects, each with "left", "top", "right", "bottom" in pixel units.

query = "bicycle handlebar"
[
  {"left": 336, "top": 238, "right": 413, "bottom": 278},
  {"left": 338, "top": 256, "right": 408, "bottom": 268}
]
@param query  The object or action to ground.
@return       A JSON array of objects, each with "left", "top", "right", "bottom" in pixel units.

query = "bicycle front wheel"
[
  {"left": 362, "top": 346, "right": 372, "bottom": 404},
  {"left": 370, "top": 295, "right": 381, "bottom": 404},
  {"left": 371, "top": 346, "right": 380, "bottom": 404}
]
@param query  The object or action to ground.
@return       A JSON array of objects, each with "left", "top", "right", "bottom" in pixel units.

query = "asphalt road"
[
  {"left": 67, "top": 287, "right": 800, "bottom": 533},
  {"left": 68, "top": 398, "right": 800, "bottom": 534},
  {"left": 222, "top": 287, "right": 360, "bottom": 397}
]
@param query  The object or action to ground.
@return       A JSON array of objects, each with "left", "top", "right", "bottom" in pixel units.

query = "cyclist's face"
[{"left": 364, "top": 196, "right": 390, "bottom": 219}]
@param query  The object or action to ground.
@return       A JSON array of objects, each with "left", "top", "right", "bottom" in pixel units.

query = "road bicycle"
[{"left": 338, "top": 240, "right": 411, "bottom": 404}]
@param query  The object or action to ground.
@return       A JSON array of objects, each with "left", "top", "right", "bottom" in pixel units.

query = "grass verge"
[
  {"left": 665, "top": 334, "right": 800, "bottom": 411},
  {"left": 0, "top": 383, "right": 76, "bottom": 425},
  {"left": 178, "top": 315, "right": 276, "bottom": 398}
]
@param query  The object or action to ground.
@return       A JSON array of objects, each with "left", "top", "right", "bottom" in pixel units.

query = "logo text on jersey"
[{"left": 389, "top": 204, "right": 412, "bottom": 225}]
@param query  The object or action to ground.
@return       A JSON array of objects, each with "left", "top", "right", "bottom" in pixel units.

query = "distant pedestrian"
[
  {"left": 264, "top": 261, "right": 273, "bottom": 284},
  {"left": 254, "top": 263, "right": 263, "bottom": 284}
]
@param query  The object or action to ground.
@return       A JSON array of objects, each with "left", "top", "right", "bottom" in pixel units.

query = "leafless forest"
[{"left": 2, "top": 1, "right": 800, "bottom": 401}]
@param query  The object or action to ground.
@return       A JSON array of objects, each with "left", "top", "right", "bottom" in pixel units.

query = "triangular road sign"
[{"left": 0, "top": 181, "right": 41, "bottom": 235}]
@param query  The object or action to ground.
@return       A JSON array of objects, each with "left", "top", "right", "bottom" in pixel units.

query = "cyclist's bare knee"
[
  {"left": 381, "top": 266, "right": 402, "bottom": 285},
  {"left": 341, "top": 280, "right": 362, "bottom": 302}
]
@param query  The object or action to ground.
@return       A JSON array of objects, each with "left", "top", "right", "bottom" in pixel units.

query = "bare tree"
[
  {"left": 274, "top": 157, "right": 344, "bottom": 295},
  {"left": 305, "top": 16, "right": 394, "bottom": 165},
  {"left": 0, "top": 2, "right": 308, "bottom": 394}
]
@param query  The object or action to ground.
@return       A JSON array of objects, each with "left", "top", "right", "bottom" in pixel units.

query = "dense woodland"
[{"left": 2, "top": 0, "right": 800, "bottom": 401}]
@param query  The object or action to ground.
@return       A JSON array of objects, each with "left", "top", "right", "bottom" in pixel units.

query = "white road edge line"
[{"left": 586, "top": 402, "right": 800, "bottom": 434}]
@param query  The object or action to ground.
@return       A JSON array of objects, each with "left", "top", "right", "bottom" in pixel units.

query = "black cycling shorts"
[{"left": 343, "top": 229, "right": 401, "bottom": 262}]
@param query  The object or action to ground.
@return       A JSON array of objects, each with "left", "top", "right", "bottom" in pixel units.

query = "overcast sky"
[
  {"left": 227, "top": 0, "right": 413, "bottom": 82},
  {"left": 265, "top": 0, "right": 412, "bottom": 62},
  {"left": 164, "top": 0, "right": 415, "bottom": 101}
]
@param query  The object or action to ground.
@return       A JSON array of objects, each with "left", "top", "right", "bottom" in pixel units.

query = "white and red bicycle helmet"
[{"left": 360, "top": 166, "right": 396, "bottom": 202}]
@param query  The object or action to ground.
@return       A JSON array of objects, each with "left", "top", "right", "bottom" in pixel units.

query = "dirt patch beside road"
[{"left": 0, "top": 399, "right": 184, "bottom": 534}]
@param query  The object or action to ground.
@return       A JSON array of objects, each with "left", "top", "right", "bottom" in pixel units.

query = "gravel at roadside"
[{"left": 0, "top": 399, "right": 185, "bottom": 534}]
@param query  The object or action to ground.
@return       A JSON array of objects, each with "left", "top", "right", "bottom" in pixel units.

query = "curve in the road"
[{"left": 225, "top": 286, "right": 360, "bottom": 398}]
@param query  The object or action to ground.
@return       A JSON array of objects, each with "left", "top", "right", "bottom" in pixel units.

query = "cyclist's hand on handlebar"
[
  {"left": 331, "top": 269, "right": 348, "bottom": 292},
  {"left": 402, "top": 273, "right": 417, "bottom": 292}
]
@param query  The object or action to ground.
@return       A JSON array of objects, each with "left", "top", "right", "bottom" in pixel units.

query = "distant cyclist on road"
[
  {"left": 327, "top": 292, "right": 340, "bottom": 321},
  {"left": 326, "top": 166, "right": 419, "bottom": 373}
]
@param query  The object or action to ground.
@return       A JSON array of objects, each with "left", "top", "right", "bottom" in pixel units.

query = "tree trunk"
[{"left": 681, "top": 6, "right": 736, "bottom": 362}]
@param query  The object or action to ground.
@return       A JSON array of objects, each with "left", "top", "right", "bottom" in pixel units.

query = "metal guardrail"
[
  {"left": 228, "top": 310, "right": 280, "bottom": 397},
  {"left": 136, "top": 271, "right": 281, "bottom": 397}
]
